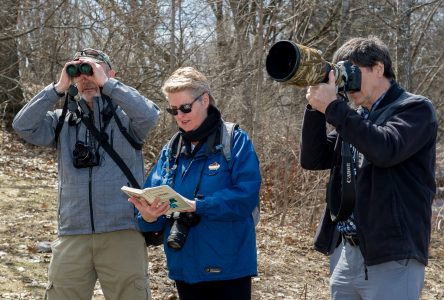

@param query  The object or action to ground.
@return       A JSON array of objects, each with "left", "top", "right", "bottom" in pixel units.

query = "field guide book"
[{"left": 121, "top": 185, "right": 192, "bottom": 214}]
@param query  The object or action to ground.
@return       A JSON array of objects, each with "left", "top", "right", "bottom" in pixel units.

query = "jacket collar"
[
  {"left": 368, "top": 81, "right": 406, "bottom": 122},
  {"left": 373, "top": 81, "right": 404, "bottom": 111}
]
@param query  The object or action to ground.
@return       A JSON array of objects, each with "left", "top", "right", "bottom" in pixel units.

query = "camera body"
[
  {"left": 73, "top": 141, "right": 100, "bottom": 168},
  {"left": 66, "top": 63, "right": 93, "bottom": 77},
  {"left": 336, "top": 60, "right": 361, "bottom": 92},
  {"left": 265, "top": 40, "right": 361, "bottom": 92},
  {"left": 167, "top": 212, "right": 200, "bottom": 250}
]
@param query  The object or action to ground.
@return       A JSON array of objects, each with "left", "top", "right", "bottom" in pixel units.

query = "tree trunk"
[
  {"left": 395, "top": 0, "right": 414, "bottom": 89},
  {"left": 169, "top": 0, "right": 177, "bottom": 72},
  {"left": 0, "top": 0, "right": 24, "bottom": 118}
]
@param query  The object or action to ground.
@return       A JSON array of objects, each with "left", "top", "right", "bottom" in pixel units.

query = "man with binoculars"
[{"left": 13, "top": 48, "right": 160, "bottom": 299}]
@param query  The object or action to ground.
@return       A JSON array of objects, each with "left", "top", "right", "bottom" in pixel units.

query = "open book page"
[{"left": 121, "top": 185, "right": 192, "bottom": 214}]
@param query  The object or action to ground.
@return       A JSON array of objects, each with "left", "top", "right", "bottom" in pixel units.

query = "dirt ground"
[{"left": 1, "top": 129, "right": 443, "bottom": 300}]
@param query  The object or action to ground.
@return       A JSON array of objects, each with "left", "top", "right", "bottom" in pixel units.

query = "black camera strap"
[
  {"left": 80, "top": 111, "right": 141, "bottom": 189},
  {"left": 56, "top": 86, "right": 162, "bottom": 245},
  {"left": 338, "top": 140, "right": 356, "bottom": 221},
  {"left": 56, "top": 86, "right": 140, "bottom": 187},
  {"left": 55, "top": 85, "right": 80, "bottom": 147},
  {"left": 55, "top": 87, "right": 142, "bottom": 152},
  {"left": 101, "top": 94, "right": 143, "bottom": 150},
  {"left": 55, "top": 94, "right": 69, "bottom": 148},
  {"left": 81, "top": 106, "right": 167, "bottom": 247},
  {"left": 327, "top": 136, "right": 356, "bottom": 222}
]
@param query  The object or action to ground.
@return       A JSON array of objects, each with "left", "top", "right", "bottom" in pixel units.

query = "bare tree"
[
  {"left": 1, "top": 0, "right": 443, "bottom": 225},
  {"left": 395, "top": 0, "right": 415, "bottom": 89},
  {"left": 0, "top": 0, "right": 24, "bottom": 118}
]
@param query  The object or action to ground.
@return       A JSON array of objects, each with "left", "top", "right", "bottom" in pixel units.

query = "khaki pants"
[{"left": 45, "top": 230, "right": 151, "bottom": 300}]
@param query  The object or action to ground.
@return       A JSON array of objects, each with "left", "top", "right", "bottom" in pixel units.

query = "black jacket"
[{"left": 300, "top": 83, "right": 437, "bottom": 266}]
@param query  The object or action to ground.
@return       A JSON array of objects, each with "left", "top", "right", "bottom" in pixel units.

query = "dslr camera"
[
  {"left": 167, "top": 212, "right": 200, "bottom": 250},
  {"left": 266, "top": 40, "right": 361, "bottom": 92},
  {"left": 73, "top": 141, "right": 100, "bottom": 168}
]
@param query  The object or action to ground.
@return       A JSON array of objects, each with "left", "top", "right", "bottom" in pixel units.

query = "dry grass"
[{"left": 1, "top": 129, "right": 443, "bottom": 300}]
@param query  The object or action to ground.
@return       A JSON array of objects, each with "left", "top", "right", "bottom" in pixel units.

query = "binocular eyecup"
[{"left": 66, "top": 63, "right": 93, "bottom": 77}]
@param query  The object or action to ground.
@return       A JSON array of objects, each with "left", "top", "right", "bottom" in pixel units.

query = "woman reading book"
[{"left": 129, "top": 67, "right": 262, "bottom": 300}]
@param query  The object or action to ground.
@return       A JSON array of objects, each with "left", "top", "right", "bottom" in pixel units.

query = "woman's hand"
[
  {"left": 128, "top": 196, "right": 170, "bottom": 223},
  {"left": 182, "top": 198, "right": 196, "bottom": 212}
]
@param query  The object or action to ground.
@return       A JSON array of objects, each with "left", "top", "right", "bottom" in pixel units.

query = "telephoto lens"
[{"left": 266, "top": 40, "right": 342, "bottom": 88}]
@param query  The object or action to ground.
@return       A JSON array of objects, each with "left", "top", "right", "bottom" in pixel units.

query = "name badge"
[{"left": 208, "top": 162, "right": 220, "bottom": 171}]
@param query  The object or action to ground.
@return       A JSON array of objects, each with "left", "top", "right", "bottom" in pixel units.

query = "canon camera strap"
[{"left": 327, "top": 137, "right": 356, "bottom": 222}]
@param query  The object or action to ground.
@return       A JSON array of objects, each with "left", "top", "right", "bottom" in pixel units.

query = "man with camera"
[
  {"left": 300, "top": 37, "right": 437, "bottom": 299},
  {"left": 13, "top": 48, "right": 160, "bottom": 299}
]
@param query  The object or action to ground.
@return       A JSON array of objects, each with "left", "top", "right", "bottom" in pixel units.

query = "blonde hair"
[{"left": 162, "top": 67, "right": 216, "bottom": 105}]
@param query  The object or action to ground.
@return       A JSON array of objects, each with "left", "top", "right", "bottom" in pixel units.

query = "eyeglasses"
[
  {"left": 73, "top": 48, "right": 112, "bottom": 69},
  {"left": 166, "top": 93, "right": 205, "bottom": 116}
]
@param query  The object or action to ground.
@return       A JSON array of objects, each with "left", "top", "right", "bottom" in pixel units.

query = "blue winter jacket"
[{"left": 138, "top": 126, "right": 261, "bottom": 284}]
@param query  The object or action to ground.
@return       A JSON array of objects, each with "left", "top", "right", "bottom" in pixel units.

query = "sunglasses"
[
  {"left": 166, "top": 93, "right": 205, "bottom": 116},
  {"left": 74, "top": 48, "right": 112, "bottom": 69}
]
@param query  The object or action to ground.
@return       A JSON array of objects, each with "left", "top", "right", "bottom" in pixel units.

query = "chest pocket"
[{"left": 200, "top": 155, "right": 231, "bottom": 191}]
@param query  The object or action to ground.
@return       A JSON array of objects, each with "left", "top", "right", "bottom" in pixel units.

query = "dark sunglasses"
[{"left": 166, "top": 93, "right": 205, "bottom": 116}]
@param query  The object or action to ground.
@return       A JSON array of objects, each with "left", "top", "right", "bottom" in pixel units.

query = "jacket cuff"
[
  {"left": 325, "top": 99, "right": 346, "bottom": 126},
  {"left": 138, "top": 215, "right": 165, "bottom": 232},
  {"left": 101, "top": 78, "right": 119, "bottom": 96},
  {"left": 52, "top": 83, "right": 65, "bottom": 97},
  {"left": 195, "top": 199, "right": 206, "bottom": 215}
]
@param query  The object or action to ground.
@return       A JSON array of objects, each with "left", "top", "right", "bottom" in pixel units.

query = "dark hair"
[{"left": 333, "top": 36, "right": 396, "bottom": 80}]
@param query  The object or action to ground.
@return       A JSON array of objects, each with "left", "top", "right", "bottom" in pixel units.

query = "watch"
[{"left": 53, "top": 83, "right": 65, "bottom": 97}]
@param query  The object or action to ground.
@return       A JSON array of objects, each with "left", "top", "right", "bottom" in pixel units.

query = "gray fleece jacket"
[{"left": 13, "top": 78, "right": 160, "bottom": 236}]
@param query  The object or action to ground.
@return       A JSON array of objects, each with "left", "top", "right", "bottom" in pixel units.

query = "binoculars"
[{"left": 66, "top": 63, "right": 93, "bottom": 77}]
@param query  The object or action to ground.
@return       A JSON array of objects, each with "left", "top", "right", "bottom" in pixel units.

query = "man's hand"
[
  {"left": 306, "top": 70, "right": 338, "bottom": 113},
  {"left": 54, "top": 62, "right": 73, "bottom": 93},
  {"left": 88, "top": 61, "right": 109, "bottom": 87}
]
